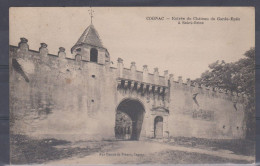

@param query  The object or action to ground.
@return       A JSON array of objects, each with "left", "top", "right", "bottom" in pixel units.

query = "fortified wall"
[
  {"left": 10, "top": 25, "right": 248, "bottom": 141},
  {"left": 10, "top": 38, "right": 117, "bottom": 140}
]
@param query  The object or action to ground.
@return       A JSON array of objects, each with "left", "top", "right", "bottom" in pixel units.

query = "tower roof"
[{"left": 72, "top": 24, "right": 104, "bottom": 50}]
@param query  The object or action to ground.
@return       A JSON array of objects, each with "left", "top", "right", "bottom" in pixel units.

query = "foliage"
[
  {"left": 194, "top": 47, "right": 255, "bottom": 96},
  {"left": 193, "top": 47, "right": 255, "bottom": 139}
]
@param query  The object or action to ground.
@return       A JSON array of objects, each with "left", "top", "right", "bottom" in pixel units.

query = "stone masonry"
[{"left": 9, "top": 24, "right": 248, "bottom": 140}]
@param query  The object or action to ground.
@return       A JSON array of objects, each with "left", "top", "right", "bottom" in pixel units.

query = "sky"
[{"left": 9, "top": 7, "right": 255, "bottom": 80}]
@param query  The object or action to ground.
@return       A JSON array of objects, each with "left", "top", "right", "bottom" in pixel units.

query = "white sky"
[{"left": 10, "top": 7, "right": 255, "bottom": 80}]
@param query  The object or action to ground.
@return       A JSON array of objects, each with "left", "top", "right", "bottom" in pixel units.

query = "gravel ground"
[
  {"left": 10, "top": 135, "right": 254, "bottom": 164},
  {"left": 136, "top": 150, "right": 251, "bottom": 164},
  {"left": 165, "top": 136, "right": 255, "bottom": 156},
  {"left": 10, "top": 134, "right": 118, "bottom": 164}
]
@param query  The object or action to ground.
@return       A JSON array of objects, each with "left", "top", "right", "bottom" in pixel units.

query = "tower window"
[
  {"left": 76, "top": 48, "right": 81, "bottom": 52},
  {"left": 90, "top": 48, "right": 98, "bottom": 62}
]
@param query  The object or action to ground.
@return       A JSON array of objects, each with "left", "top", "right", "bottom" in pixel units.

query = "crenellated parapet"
[
  {"left": 11, "top": 38, "right": 87, "bottom": 68},
  {"left": 116, "top": 57, "right": 169, "bottom": 87},
  {"left": 11, "top": 38, "right": 91, "bottom": 75},
  {"left": 11, "top": 38, "right": 248, "bottom": 105},
  {"left": 12, "top": 38, "right": 171, "bottom": 89},
  {"left": 114, "top": 56, "right": 248, "bottom": 105},
  {"left": 170, "top": 76, "right": 248, "bottom": 105},
  {"left": 15, "top": 38, "right": 63, "bottom": 58},
  {"left": 13, "top": 38, "right": 111, "bottom": 66}
]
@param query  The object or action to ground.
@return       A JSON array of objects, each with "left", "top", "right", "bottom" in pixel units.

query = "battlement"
[
  {"left": 116, "top": 58, "right": 168, "bottom": 87},
  {"left": 12, "top": 38, "right": 110, "bottom": 65},
  {"left": 172, "top": 79, "right": 248, "bottom": 104},
  {"left": 115, "top": 57, "right": 248, "bottom": 103},
  {"left": 11, "top": 37, "right": 248, "bottom": 104}
]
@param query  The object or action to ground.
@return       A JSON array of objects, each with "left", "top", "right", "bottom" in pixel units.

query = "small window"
[
  {"left": 92, "top": 75, "right": 95, "bottom": 78},
  {"left": 90, "top": 48, "right": 98, "bottom": 62},
  {"left": 91, "top": 99, "right": 94, "bottom": 103}
]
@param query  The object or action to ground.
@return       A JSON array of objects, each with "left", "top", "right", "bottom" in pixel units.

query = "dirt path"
[{"left": 47, "top": 141, "right": 254, "bottom": 164}]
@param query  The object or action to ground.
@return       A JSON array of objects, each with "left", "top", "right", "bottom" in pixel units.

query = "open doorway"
[{"left": 115, "top": 99, "right": 145, "bottom": 140}]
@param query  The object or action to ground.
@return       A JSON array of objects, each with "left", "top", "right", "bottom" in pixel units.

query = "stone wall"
[
  {"left": 168, "top": 78, "right": 247, "bottom": 139},
  {"left": 10, "top": 39, "right": 116, "bottom": 140},
  {"left": 10, "top": 38, "right": 248, "bottom": 140}
]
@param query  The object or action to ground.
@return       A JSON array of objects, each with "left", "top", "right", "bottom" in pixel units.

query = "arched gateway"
[{"left": 115, "top": 99, "right": 145, "bottom": 140}]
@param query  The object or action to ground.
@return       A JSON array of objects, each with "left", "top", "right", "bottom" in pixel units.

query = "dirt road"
[{"left": 48, "top": 140, "right": 254, "bottom": 164}]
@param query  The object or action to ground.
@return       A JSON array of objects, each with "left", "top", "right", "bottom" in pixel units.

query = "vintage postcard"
[{"left": 9, "top": 7, "right": 255, "bottom": 164}]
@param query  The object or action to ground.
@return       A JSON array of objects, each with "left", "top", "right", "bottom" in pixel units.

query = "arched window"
[{"left": 90, "top": 48, "right": 98, "bottom": 62}]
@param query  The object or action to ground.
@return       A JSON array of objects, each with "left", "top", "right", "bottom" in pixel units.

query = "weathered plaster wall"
[
  {"left": 168, "top": 80, "right": 247, "bottom": 139},
  {"left": 10, "top": 44, "right": 116, "bottom": 140},
  {"left": 10, "top": 38, "right": 248, "bottom": 140}
]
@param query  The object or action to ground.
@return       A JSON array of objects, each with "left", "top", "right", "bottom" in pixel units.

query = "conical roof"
[{"left": 73, "top": 24, "right": 104, "bottom": 48}]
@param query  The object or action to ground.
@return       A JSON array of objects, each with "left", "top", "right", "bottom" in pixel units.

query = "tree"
[{"left": 193, "top": 47, "right": 255, "bottom": 139}]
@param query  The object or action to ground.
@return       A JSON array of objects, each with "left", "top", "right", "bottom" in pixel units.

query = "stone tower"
[
  {"left": 71, "top": 24, "right": 110, "bottom": 65},
  {"left": 69, "top": 23, "right": 115, "bottom": 128}
]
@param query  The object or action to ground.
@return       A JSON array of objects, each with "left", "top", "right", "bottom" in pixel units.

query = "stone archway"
[
  {"left": 154, "top": 116, "right": 163, "bottom": 138},
  {"left": 115, "top": 99, "right": 145, "bottom": 140}
]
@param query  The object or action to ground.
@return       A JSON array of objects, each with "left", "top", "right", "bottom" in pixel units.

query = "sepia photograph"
[{"left": 9, "top": 7, "right": 255, "bottom": 164}]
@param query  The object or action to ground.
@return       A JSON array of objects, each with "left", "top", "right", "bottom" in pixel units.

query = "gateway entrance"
[{"left": 115, "top": 99, "right": 145, "bottom": 140}]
